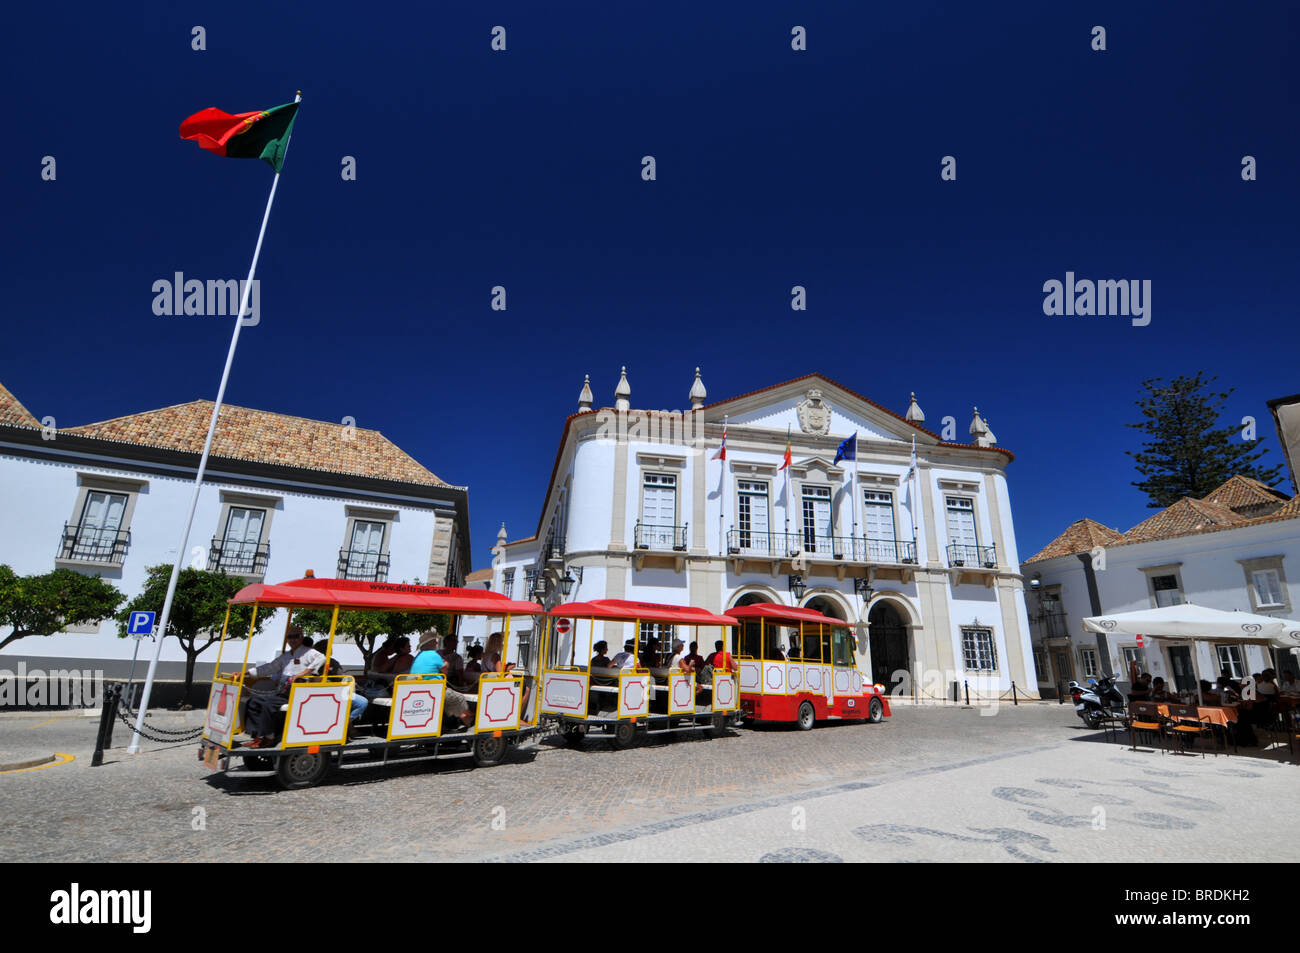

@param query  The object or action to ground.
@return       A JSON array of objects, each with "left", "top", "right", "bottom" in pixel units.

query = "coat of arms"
[{"left": 796, "top": 389, "right": 831, "bottom": 435}]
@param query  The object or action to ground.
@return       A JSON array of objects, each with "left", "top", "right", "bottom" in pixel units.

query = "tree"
[
  {"left": 0, "top": 565, "right": 126, "bottom": 652},
  {"left": 293, "top": 607, "right": 447, "bottom": 670},
  {"left": 1127, "top": 372, "right": 1283, "bottom": 508},
  {"left": 116, "top": 565, "right": 270, "bottom": 702}
]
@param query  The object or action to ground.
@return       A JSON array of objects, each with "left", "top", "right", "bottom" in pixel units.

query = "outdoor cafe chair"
[
  {"left": 1127, "top": 702, "right": 1167, "bottom": 754},
  {"left": 1165, "top": 704, "right": 1221, "bottom": 758}
]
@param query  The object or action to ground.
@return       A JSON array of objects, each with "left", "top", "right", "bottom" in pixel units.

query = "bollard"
[
  {"left": 1012, "top": 682, "right": 1018, "bottom": 706},
  {"left": 91, "top": 683, "right": 123, "bottom": 767},
  {"left": 1058, "top": 681, "right": 1065, "bottom": 704},
  {"left": 964, "top": 680, "right": 970, "bottom": 706},
  {"left": 951, "top": 680, "right": 959, "bottom": 703}
]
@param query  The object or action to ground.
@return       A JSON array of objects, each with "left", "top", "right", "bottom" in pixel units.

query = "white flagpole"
[
  {"left": 852, "top": 435, "right": 861, "bottom": 559},
  {"left": 910, "top": 436, "right": 921, "bottom": 563},
  {"left": 717, "top": 414, "right": 727, "bottom": 551},
  {"left": 128, "top": 92, "right": 301, "bottom": 753}
]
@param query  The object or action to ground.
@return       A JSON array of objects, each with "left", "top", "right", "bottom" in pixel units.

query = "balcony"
[
  {"left": 57, "top": 523, "right": 130, "bottom": 567},
  {"left": 208, "top": 537, "right": 270, "bottom": 577},
  {"left": 634, "top": 522, "right": 688, "bottom": 552},
  {"left": 338, "top": 549, "right": 389, "bottom": 582},
  {"left": 726, "top": 531, "right": 916, "bottom": 564},
  {"left": 1030, "top": 608, "right": 1069, "bottom": 642},
  {"left": 947, "top": 543, "right": 997, "bottom": 569}
]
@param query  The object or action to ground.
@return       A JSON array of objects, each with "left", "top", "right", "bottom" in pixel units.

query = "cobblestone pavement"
[{"left": 1, "top": 703, "right": 1296, "bottom": 862}]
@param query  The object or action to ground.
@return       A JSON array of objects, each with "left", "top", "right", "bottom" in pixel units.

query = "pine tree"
[{"left": 1127, "top": 372, "right": 1283, "bottom": 508}]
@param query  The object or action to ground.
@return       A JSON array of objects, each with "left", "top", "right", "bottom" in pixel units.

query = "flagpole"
[
  {"left": 718, "top": 414, "right": 727, "bottom": 551},
  {"left": 128, "top": 91, "right": 301, "bottom": 754},
  {"left": 911, "top": 435, "right": 920, "bottom": 563},
  {"left": 852, "top": 437, "right": 861, "bottom": 559}
]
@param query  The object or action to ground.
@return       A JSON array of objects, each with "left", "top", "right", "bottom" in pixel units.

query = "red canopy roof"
[
  {"left": 229, "top": 577, "right": 542, "bottom": 616},
  {"left": 726, "top": 603, "right": 846, "bottom": 626},
  {"left": 548, "top": 599, "right": 737, "bottom": 626}
]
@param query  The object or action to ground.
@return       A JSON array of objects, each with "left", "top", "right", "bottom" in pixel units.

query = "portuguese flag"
[{"left": 179, "top": 101, "right": 299, "bottom": 173}]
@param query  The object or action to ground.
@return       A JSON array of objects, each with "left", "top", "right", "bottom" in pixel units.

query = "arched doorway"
[
  {"left": 733, "top": 591, "right": 771, "bottom": 608},
  {"left": 804, "top": 594, "right": 846, "bottom": 621},
  {"left": 868, "top": 601, "right": 910, "bottom": 689}
]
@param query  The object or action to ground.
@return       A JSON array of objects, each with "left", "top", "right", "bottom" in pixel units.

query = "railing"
[
  {"left": 634, "top": 522, "right": 688, "bottom": 551},
  {"left": 208, "top": 537, "right": 270, "bottom": 576},
  {"left": 725, "top": 531, "right": 917, "bottom": 564},
  {"left": 947, "top": 543, "right": 997, "bottom": 568},
  {"left": 1030, "top": 609, "right": 1069, "bottom": 641},
  {"left": 338, "top": 548, "right": 389, "bottom": 582},
  {"left": 58, "top": 523, "right": 130, "bottom": 566}
]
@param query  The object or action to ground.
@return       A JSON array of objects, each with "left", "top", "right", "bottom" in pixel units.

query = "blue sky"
[{"left": 5, "top": 1, "right": 1297, "bottom": 570}]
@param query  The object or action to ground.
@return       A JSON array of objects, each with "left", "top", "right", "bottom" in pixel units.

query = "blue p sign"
[{"left": 128, "top": 611, "right": 156, "bottom": 635}]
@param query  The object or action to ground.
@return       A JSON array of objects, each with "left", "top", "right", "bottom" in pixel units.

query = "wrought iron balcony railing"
[
  {"left": 208, "top": 537, "right": 270, "bottom": 576},
  {"left": 58, "top": 523, "right": 130, "bottom": 566},
  {"left": 338, "top": 548, "right": 389, "bottom": 582},
  {"left": 725, "top": 531, "right": 917, "bottom": 564},
  {"left": 634, "top": 522, "right": 688, "bottom": 552},
  {"left": 1030, "top": 608, "right": 1069, "bottom": 641},
  {"left": 946, "top": 543, "right": 997, "bottom": 569}
]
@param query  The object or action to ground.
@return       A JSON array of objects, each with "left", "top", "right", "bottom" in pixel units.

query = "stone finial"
[
  {"left": 983, "top": 417, "right": 998, "bottom": 447},
  {"left": 970, "top": 407, "right": 994, "bottom": 447},
  {"left": 496, "top": 522, "right": 508, "bottom": 548},
  {"left": 905, "top": 391, "right": 925, "bottom": 423},
  {"left": 614, "top": 366, "right": 631, "bottom": 412},
  {"left": 577, "top": 374, "right": 593, "bottom": 413},
  {"left": 689, "top": 367, "right": 707, "bottom": 410}
]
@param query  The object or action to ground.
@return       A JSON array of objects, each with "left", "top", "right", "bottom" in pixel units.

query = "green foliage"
[
  {"left": 0, "top": 565, "right": 126, "bottom": 652},
  {"left": 1127, "top": 372, "right": 1283, "bottom": 508},
  {"left": 116, "top": 565, "right": 271, "bottom": 696}
]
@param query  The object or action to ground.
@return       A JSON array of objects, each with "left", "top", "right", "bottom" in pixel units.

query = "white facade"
[
  {"left": 0, "top": 401, "right": 469, "bottom": 678},
  {"left": 487, "top": 373, "right": 1038, "bottom": 700},
  {"left": 1026, "top": 513, "right": 1300, "bottom": 694}
]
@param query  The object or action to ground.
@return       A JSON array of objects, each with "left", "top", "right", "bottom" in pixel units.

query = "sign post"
[{"left": 125, "top": 611, "right": 156, "bottom": 710}]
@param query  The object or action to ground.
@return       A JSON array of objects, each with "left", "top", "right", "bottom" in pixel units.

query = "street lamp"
[
  {"left": 853, "top": 576, "right": 873, "bottom": 600},
  {"left": 788, "top": 574, "right": 806, "bottom": 601},
  {"left": 561, "top": 572, "right": 575, "bottom": 596}
]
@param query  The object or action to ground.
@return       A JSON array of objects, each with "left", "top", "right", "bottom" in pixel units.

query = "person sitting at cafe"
[
  {"left": 1149, "top": 677, "right": 1177, "bottom": 702},
  {"left": 1127, "top": 673, "right": 1153, "bottom": 703},
  {"left": 1199, "top": 679, "right": 1218, "bottom": 702},
  {"left": 1216, "top": 674, "right": 1241, "bottom": 702},
  {"left": 1281, "top": 670, "right": 1300, "bottom": 694}
]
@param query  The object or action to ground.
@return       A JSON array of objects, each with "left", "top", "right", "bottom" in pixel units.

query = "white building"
[
  {"left": 484, "top": 369, "right": 1038, "bottom": 700},
  {"left": 1023, "top": 474, "right": 1300, "bottom": 696},
  {"left": 0, "top": 381, "right": 470, "bottom": 677}
]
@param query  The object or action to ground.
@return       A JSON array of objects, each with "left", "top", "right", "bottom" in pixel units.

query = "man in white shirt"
[
  {"left": 611, "top": 640, "right": 637, "bottom": 669},
  {"left": 240, "top": 627, "right": 326, "bottom": 747}
]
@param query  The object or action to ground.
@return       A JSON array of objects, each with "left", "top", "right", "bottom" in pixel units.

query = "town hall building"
[{"left": 488, "top": 369, "right": 1038, "bottom": 701}]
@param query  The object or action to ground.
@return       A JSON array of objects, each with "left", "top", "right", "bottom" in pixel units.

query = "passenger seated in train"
[
  {"left": 411, "top": 630, "right": 475, "bottom": 728},
  {"left": 611, "top": 640, "right": 636, "bottom": 669},
  {"left": 589, "top": 640, "right": 617, "bottom": 714}
]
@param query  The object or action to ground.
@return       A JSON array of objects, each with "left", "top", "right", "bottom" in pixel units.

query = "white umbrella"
[{"left": 1082, "top": 603, "right": 1300, "bottom": 649}]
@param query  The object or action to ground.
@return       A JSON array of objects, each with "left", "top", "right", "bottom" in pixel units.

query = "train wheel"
[
  {"left": 711, "top": 713, "right": 728, "bottom": 737},
  {"left": 472, "top": 734, "right": 508, "bottom": 767},
  {"left": 797, "top": 701, "right": 816, "bottom": 731},
  {"left": 612, "top": 721, "right": 638, "bottom": 749},
  {"left": 275, "top": 750, "right": 329, "bottom": 790},
  {"left": 867, "top": 697, "right": 884, "bottom": 723},
  {"left": 562, "top": 724, "right": 585, "bottom": 748}
]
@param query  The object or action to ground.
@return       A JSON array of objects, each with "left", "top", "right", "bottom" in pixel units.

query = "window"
[
  {"left": 1121, "top": 646, "right": 1147, "bottom": 673},
  {"left": 1151, "top": 574, "right": 1183, "bottom": 608},
  {"left": 862, "top": 490, "right": 897, "bottom": 560},
  {"left": 213, "top": 506, "right": 267, "bottom": 575},
  {"left": 1216, "top": 644, "right": 1245, "bottom": 679},
  {"left": 802, "top": 485, "right": 832, "bottom": 553},
  {"left": 1079, "top": 648, "right": 1098, "bottom": 678},
  {"left": 501, "top": 568, "right": 514, "bottom": 598},
  {"left": 961, "top": 627, "right": 998, "bottom": 672},
  {"left": 1252, "top": 569, "right": 1284, "bottom": 608},
  {"left": 737, "top": 480, "right": 770, "bottom": 550},
  {"left": 641, "top": 473, "right": 676, "bottom": 526},
  {"left": 344, "top": 519, "right": 387, "bottom": 580},
  {"left": 945, "top": 497, "right": 977, "bottom": 547},
  {"left": 69, "top": 491, "right": 129, "bottom": 562},
  {"left": 1032, "top": 646, "right": 1048, "bottom": 678}
]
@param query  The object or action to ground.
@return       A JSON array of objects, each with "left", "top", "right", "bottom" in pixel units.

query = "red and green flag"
[
  {"left": 778, "top": 426, "right": 792, "bottom": 470},
  {"left": 179, "top": 101, "right": 299, "bottom": 173}
]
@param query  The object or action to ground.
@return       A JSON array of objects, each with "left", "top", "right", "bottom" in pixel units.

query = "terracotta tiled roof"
[
  {"left": 1024, "top": 518, "right": 1125, "bottom": 564},
  {"left": 1119, "top": 497, "right": 1245, "bottom": 544},
  {"left": 464, "top": 568, "right": 493, "bottom": 583},
  {"left": 0, "top": 381, "right": 40, "bottom": 428},
  {"left": 64, "top": 400, "right": 449, "bottom": 487},
  {"left": 1199, "top": 474, "right": 1289, "bottom": 514}
]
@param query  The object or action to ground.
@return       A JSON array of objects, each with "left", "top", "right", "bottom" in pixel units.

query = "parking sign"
[{"left": 128, "top": 611, "right": 156, "bottom": 635}]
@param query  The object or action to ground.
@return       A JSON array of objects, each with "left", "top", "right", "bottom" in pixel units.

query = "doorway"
[
  {"left": 867, "top": 601, "right": 910, "bottom": 691},
  {"left": 1166, "top": 646, "right": 1196, "bottom": 693}
]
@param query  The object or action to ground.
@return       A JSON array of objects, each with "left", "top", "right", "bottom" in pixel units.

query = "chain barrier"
[{"left": 113, "top": 703, "right": 205, "bottom": 742}]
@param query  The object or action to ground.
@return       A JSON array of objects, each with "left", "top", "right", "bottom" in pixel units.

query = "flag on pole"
[
  {"left": 778, "top": 427, "right": 792, "bottom": 470},
  {"left": 180, "top": 102, "right": 300, "bottom": 172},
  {"left": 711, "top": 418, "right": 727, "bottom": 461},
  {"left": 833, "top": 433, "right": 857, "bottom": 465}
]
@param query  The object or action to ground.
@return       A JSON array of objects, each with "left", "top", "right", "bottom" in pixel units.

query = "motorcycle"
[{"left": 1067, "top": 675, "right": 1125, "bottom": 730}]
